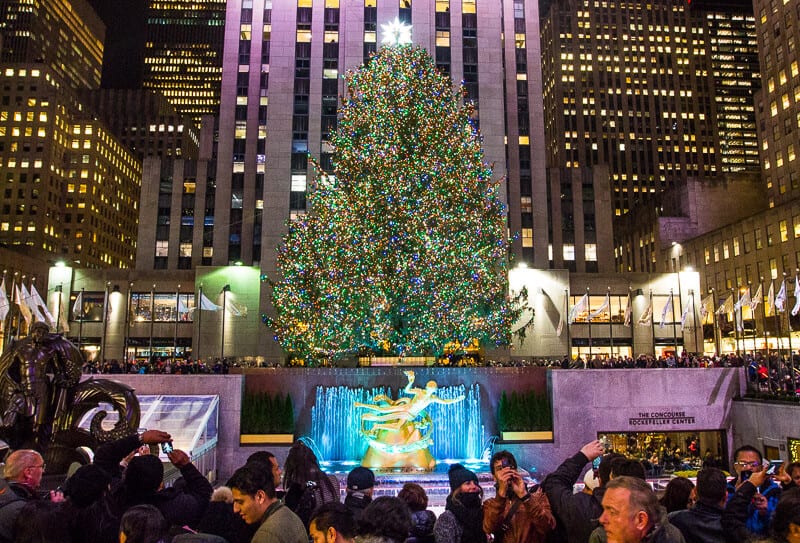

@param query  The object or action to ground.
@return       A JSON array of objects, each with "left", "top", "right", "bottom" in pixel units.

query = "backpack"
[{"left": 294, "top": 481, "right": 319, "bottom": 529}]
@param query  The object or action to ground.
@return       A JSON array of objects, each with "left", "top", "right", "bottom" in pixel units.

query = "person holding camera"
[
  {"left": 483, "top": 451, "right": 555, "bottom": 543},
  {"left": 75, "top": 428, "right": 213, "bottom": 543},
  {"left": 725, "top": 445, "right": 782, "bottom": 537}
]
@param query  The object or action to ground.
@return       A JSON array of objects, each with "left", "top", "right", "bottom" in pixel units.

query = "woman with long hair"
[
  {"left": 433, "top": 464, "right": 487, "bottom": 543},
  {"left": 283, "top": 441, "right": 341, "bottom": 528}
]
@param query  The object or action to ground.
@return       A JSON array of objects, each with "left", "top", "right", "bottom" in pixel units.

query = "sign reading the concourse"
[{"left": 628, "top": 410, "right": 696, "bottom": 426}]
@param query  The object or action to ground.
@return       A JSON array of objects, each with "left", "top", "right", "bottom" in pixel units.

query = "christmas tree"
[{"left": 267, "top": 44, "right": 526, "bottom": 361}]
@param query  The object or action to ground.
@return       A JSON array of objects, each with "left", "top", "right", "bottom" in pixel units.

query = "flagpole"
[
  {"left": 78, "top": 286, "right": 84, "bottom": 353},
  {"left": 123, "top": 282, "right": 132, "bottom": 362},
  {"left": 0, "top": 270, "right": 8, "bottom": 351},
  {"left": 221, "top": 285, "right": 230, "bottom": 359},
  {"left": 671, "top": 289, "right": 678, "bottom": 357},
  {"left": 779, "top": 274, "right": 788, "bottom": 374},
  {"left": 650, "top": 290, "right": 655, "bottom": 357},
  {"left": 174, "top": 284, "right": 180, "bottom": 360},
  {"left": 710, "top": 288, "right": 720, "bottom": 355},
  {"left": 587, "top": 287, "right": 592, "bottom": 363},
  {"left": 101, "top": 281, "right": 110, "bottom": 365},
  {"left": 564, "top": 288, "right": 571, "bottom": 361},
  {"left": 691, "top": 288, "right": 699, "bottom": 355},
  {"left": 196, "top": 285, "right": 203, "bottom": 362},
  {"left": 55, "top": 284, "right": 63, "bottom": 333},
  {"left": 760, "top": 277, "right": 768, "bottom": 357},
  {"left": 149, "top": 284, "right": 155, "bottom": 365},
  {"left": 14, "top": 275, "right": 26, "bottom": 339},
  {"left": 789, "top": 272, "right": 798, "bottom": 393},
  {"left": 732, "top": 288, "right": 740, "bottom": 357},
  {"left": 608, "top": 287, "right": 613, "bottom": 359}
]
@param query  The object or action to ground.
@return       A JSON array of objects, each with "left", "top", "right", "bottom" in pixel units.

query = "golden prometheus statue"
[{"left": 355, "top": 370, "right": 464, "bottom": 471}]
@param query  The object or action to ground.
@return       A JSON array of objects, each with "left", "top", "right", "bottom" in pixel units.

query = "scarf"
[{"left": 445, "top": 492, "right": 486, "bottom": 543}]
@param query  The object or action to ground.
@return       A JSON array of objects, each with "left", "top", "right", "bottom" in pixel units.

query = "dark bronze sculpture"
[{"left": 0, "top": 322, "right": 140, "bottom": 473}]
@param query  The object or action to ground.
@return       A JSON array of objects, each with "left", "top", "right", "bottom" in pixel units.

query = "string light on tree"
[
  {"left": 381, "top": 18, "right": 413, "bottom": 46},
  {"left": 265, "top": 45, "right": 529, "bottom": 363}
]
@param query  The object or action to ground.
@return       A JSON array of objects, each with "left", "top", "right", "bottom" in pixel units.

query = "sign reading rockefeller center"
[{"left": 628, "top": 410, "right": 696, "bottom": 426}]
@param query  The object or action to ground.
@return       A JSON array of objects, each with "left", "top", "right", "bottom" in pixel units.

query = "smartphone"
[
  {"left": 161, "top": 441, "right": 174, "bottom": 454},
  {"left": 766, "top": 460, "right": 783, "bottom": 475},
  {"left": 741, "top": 470, "right": 752, "bottom": 482},
  {"left": 500, "top": 458, "right": 512, "bottom": 469},
  {"left": 592, "top": 456, "right": 602, "bottom": 470}
]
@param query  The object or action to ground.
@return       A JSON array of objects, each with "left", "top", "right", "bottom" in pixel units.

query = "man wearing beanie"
[
  {"left": 344, "top": 466, "right": 375, "bottom": 522},
  {"left": 483, "top": 451, "right": 555, "bottom": 543},
  {"left": 75, "top": 428, "right": 213, "bottom": 543},
  {"left": 433, "top": 464, "right": 487, "bottom": 543}
]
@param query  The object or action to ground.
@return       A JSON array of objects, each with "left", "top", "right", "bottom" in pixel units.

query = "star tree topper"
[{"left": 381, "top": 17, "right": 413, "bottom": 46}]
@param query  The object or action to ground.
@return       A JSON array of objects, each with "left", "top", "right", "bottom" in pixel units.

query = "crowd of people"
[{"left": 1, "top": 435, "right": 800, "bottom": 543}]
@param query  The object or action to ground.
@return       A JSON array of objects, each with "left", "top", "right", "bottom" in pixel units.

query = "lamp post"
[
  {"left": 220, "top": 284, "right": 231, "bottom": 359},
  {"left": 123, "top": 282, "right": 132, "bottom": 362}
]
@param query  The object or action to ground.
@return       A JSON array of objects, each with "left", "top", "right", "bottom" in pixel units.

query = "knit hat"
[
  {"left": 347, "top": 466, "right": 375, "bottom": 490},
  {"left": 448, "top": 463, "right": 478, "bottom": 491},
  {"left": 125, "top": 454, "right": 164, "bottom": 496},
  {"left": 63, "top": 464, "right": 112, "bottom": 508}
]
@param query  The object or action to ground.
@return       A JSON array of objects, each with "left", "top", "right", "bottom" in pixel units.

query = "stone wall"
[{"left": 730, "top": 399, "right": 800, "bottom": 462}]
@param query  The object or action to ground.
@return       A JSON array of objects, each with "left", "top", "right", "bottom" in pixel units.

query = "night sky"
[{"left": 87, "top": 0, "right": 147, "bottom": 88}]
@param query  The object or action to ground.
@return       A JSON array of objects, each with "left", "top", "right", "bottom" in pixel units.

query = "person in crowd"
[
  {"left": 0, "top": 449, "right": 62, "bottom": 543},
  {"left": 594, "top": 476, "right": 684, "bottom": 543},
  {"left": 726, "top": 445, "right": 782, "bottom": 536},
  {"left": 397, "top": 482, "right": 436, "bottom": 543},
  {"left": 194, "top": 485, "right": 256, "bottom": 543},
  {"left": 542, "top": 440, "right": 621, "bottom": 543},
  {"left": 77, "top": 429, "right": 213, "bottom": 543},
  {"left": 609, "top": 458, "right": 648, "bottom": 481},
  {"left": 62, "top": 463, "right": 112, "bottom": 509},
  {"left": 12, "top": 500, "right": 72, "bottom": 543},
  {"left": 483, "top": 450, "right": 554, "bottom": 543},
  {"left": 582, "top": 469, "right": 600, "bottom": 496},
  {"left": 659, "top": 477, "right": 695, "bottom": 514},
  {"left": 344, "top": 466, "right": 375, "bottom": 522},
  {"left": 668, "top": 467, "right": 726, "bottom": 543},
  {"left": 310, "top": 502, "right": 357, "bottom": 543},
  {"left": 357, "top": 496, "right": 412, "bottom": 543},
  {"left": 119, "top": 504, "right": 169, "bottom": 543},
  {"left": 227, "top": 462, "right": 308, "bottom": 543},
  {"left": 433, "top": 464, "right": 486, "bottom": 543},
  {"left": 776, "top": 462, "right": 800, "bottom": 491},
  {"left": 283, "top": 441, "right": 340, "bottom": 528},
  {"left": 771, "top": 487, "right": 800, "bottom": 543},
  {"left": 246, "top": 451, "right": 284, "bottom": 499}
]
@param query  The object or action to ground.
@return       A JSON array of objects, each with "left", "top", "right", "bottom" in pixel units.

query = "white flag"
[
  {"left": 568, "top": 293, "right": 588, "bottom": 324},
  {"left": 556, "top": 312, "right": 564, "bottom": 337},
  {"left": 734, "top": 287, "right": 751, "bottom": 311},
  {"left": 638, "top": 300, "right": 653, "bottom": 326},
  {"left": 15, "top": 284, "right": 33, "bottom": 326},
  {"left": 623, "top": 293, "right": 632, "bottom": 327},
  {"left": 660, "top": 295, "right": 673, "bottom": 329},
  {"left": 199, "top": 292, "right": 221, "bottom": 311},
  {"left": 766, "top": 282, "right": 775, "bottom": 317},
  {"left": 775, "top": 280, "right": 787, "bottom": 313},
  {"left": 0, "top": 279, "right": 9, "bottom": 323},
  {"left": 751, "top": 284, "right": 763, "bottom": 312},
  {"left": 178, "top": 297, "right": 191, "bottom": 314},
  {"left": 716, "top": 295, "right": 734, "bottom": 315},
  {"left": 700, "top": 293, "right": 714, "bottom": 321},
  {"left": 792, "top": 276, "right": 800, "bottom": 316},
  {"left": 589, "top": 293, "right": 610, "bottom": 320},
  {"left": 72, "top": 290, "right": 84, "bottom": 319},
  {"left": 226, "top": 299, "right": 248, "bottom": 318},
  {"left": 680, "top": 299, "right": 691, "bottom": 331},
  {"left": 30, "top": 284, "right": 56, "bottom": 328}
]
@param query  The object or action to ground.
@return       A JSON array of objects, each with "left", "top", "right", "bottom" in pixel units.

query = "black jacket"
[
  {"left": 344, "top": 491, "right": 372, "bottom": 523},
  {"left": 541, "top": 451, "right": 604, "bottom": 543},
  {"left": 668, "top": 501, "right": 724, "bottom": 543}
]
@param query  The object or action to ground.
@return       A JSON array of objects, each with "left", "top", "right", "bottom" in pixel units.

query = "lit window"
[
  {"left": 156, "top": 241, "right": 169, "bottom": 257},
  {"left": 291, "top": 174, "right": 307, "bottom": 191},
  {"left": 563, "top": 244, "right": 575, "bottom": 261},
  {"left": 585, "top": 244, "right": 597, "bottom": 261},
  {"left": 297, "top": 30, "right": 312, "bottom": 42},
  {"left": 521, "top": 228, "right": 533, "bottom": 248}
]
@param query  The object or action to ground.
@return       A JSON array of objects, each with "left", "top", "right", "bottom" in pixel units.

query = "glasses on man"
[{"left": 733, "top": 461, "right": 761, "bottom": 468}]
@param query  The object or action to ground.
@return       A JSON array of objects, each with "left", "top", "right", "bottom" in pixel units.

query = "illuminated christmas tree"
[{"left": 267, "top": 45, "right": 526, "bottom": 361}]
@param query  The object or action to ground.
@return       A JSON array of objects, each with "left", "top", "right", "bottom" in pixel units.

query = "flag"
[
  {"left": 555, "top": 311, "right": 564, "bottom": 337},
  {"left": 766, "top": 281, "right": 775, "bottom": 317},
  {"left": 0, "top": 279, "right": 9, "bottom": 323},
  {"left": 589, "top": 293, "right": 610, "bottom": 320},
  {"left": 178, "top": 297, "right": 191, "bottom": 314},
  {"left": 680, "top": 299, "right": 691, "bottom": 331},
  {"left": 734, "top": 287, "right": 751, "bottom": 311},
  {"left": 700, "top": 293, "right": 714, "bottom": 321},
  {"left": 716, "top": 295, "right": 734, "bottom": 315},
  {"left": 775, "top": 280, "right": 787, "bottom": 313},
  {"left": 623, "top": 293, "right": 632, "bottom": 327},
  {"left": 15, "top": 284, "right": 33, "bottom": 326},
  {"left": 638, "top": 299, "right": 652, "bottom": 326},
  {"left": 30, "top": 284, "right": 56, "bottom": 328},
  {"left": 199, "top": 292, "right": 221, "bottom": 311},
  {"left": 751, "top": 284, "right": 763, "bottom": 312},
  {"left": 72, "top": 290, "right": 84, "bottom": 319},
  {"left": 792, "top": 276, "right": 800, "bottom": 316},
  {"left": 226, "top": 299, "right": 248, "bottom": 318},
  {"left": 568, "top": 293, "right": 588, "bottom": 324},
  {"left": 660, "top": 295, "right": 673, "bottom": 329}
]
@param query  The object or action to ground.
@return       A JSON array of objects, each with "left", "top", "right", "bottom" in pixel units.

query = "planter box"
[
  {"left": 501, "top": 431, "right": 554, "bottom": 442},
  {"left": 239, "top": 433, "right": 295, "bottom": 445}
]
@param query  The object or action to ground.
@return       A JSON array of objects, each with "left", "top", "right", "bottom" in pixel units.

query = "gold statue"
[{"left": 355, "top": 370, "right": 464, "bottom": 471}]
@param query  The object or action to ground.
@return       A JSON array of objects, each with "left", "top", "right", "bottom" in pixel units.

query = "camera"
[
  {"left": 161, "top": 441, "right": 174, "bottom": 454},
  {"left": 741, "top": 470, "right": 752, "bottom": 482}
]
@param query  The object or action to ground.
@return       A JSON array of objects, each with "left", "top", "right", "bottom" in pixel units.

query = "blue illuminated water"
[{"left": 309, "top": 383, "right": 485, "bottom": 463}]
